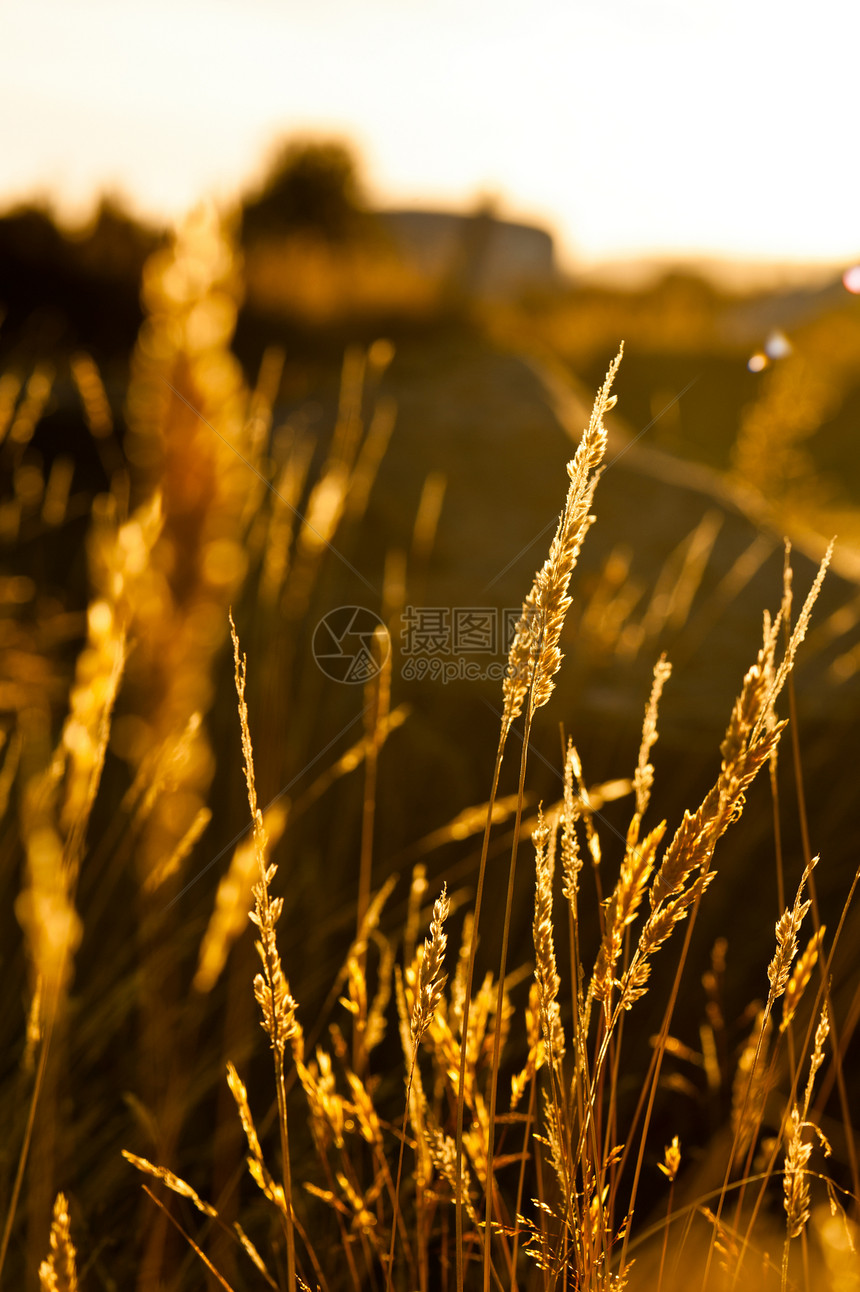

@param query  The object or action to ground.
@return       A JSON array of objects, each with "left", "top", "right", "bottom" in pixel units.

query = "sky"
[{"left": 2, "top": 0, "right": 858, "bottom": 273}]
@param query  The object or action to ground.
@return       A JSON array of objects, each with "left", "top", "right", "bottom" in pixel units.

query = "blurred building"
[{"left": 379, "top": 207, "right": 557, "bottom": 295}]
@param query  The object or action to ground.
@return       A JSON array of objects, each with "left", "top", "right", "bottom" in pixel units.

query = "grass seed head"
[{"left": 412, "top": 884, "right": 450, "bottom": 1046}]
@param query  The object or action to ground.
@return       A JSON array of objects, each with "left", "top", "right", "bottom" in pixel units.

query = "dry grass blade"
[
  {"left": 225, "top": 1062, "right": 267, "bottom": 1179},
  {"left": 140, "top": 1185, "right": 236, "bottom": 1292},
  {"left": 143, "top": 804, "right": 211, "bottom": 894},
  {"left": 233, "top": 1222, "right": 280, "bottom": 1288},
  {"left": 121, "top": 1151, "right": 218, "bottom": 1217}
]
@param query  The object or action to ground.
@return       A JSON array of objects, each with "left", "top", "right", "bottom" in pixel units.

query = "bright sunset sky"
[{"left": 3, "top": 0, "right": 858, "bottom": 273}]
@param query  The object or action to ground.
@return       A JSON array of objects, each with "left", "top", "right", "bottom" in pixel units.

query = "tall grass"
[{"left": 2, "top": 208, "right": 858, "bottom": 1292}]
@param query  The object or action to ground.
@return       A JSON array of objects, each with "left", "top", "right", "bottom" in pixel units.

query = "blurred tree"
[
  {"left": 71, "top": 196, "right": 160, "bottom": 281},
  {"left": 240, "top": 140, "right": 372, "bottom": 245},
  {"left": 0, "top": 199, "right": 159, "bottom": 359}
]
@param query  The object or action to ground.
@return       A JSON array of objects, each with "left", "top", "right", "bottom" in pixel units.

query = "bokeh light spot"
[
  {"left": 764, "top": 330, "right": 792, "bottom": 359},
  {"left": 843, "top": 265, "right": 860, "bottom": 294}
]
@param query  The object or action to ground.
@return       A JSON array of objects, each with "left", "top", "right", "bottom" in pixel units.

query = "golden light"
[
  {"left": 843, "top": 265, "right": 860, "bottom": 293},
  {"left": 1, "top": 0, "right": 858, "bottom": 274}
]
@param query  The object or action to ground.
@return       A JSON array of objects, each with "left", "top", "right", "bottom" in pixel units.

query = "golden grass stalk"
[
  {"left": 410, "top": 469, "right": 447, "bottom": 566},
  {"left": 226, "top": 1060, "right": 294, "bottom": 1242},
  {"left": 510, "top": 981, "right": 544, "bottom": 1111},
  {"left": 412, "top": 885, "right": 451, "bottom": 1047},
  {"left": 0, "top": 727, "right": 21, "bottom": 823},
  {"left": 193, "top": 802, "right": 288, "bottom": 993},
  {"left": 502, "top": 345, "right": 623, "bottom": 731},
  {"left": 658, "top": 1135, "right": 681, "bottom": 1184},
  {"left": 258, "top": 431, "right": 315, "bottom": 609},
  {"left": 143, "top": 804, "right": 212, "bottom": 894},
  {"left": 390, "top": 887, "right": 451, "bottom": 1288},
  {"left": 453, "top": 349, "right": 623, "bottom": 1292},
  {"left": 70, "top": 352, "right": 113, "bottom": 440},
  {"left": 781, "top": 1007, "right": 833, "bottom": 1286},
  {"left": 592, "top": 817, "right": 666, "bottom": 1009},
  {"left": 138, "top": 1185, "right": 236, "bottom": 1292},
  {"left": 768, "top": 859, "right": 816, "bottom": 1005},
  {"left": 8, "top": 363, "right": 54, "bottom": 448},
  {"left": 723, "top": 859, "right": 816, "bottom": 1216},
  {"left": 449, "top": 912, "right": 474, "bottom": 1040},
  {"left": 783, "top": 1105, "right": 813, "bottom": 1242},
  {"left": 453, "top": 736, "right": 507, "bottom": 1287},
  {"left": 394, "top": 969, "right": 431, "bottom": 1178},
  {"left": 230, "top": 613, "right": 298, "bottom": 1287},
  {"left": 364, "top": 933, "right": 395, "bottom": 1056},
  {"left": 3, "top": 488, "right": 164, "bottom": 1284},
  {"left": 357, "top": 625, "right": 391, "bottom": 980},
  {"left": 613, "top": 553, "right": 830, "bottom": 1286},
  {"left": 346, "top": 395, "right": 398, "bottom": 523},
  {"left": 561, "top": 742, "right": 584, "bottom": 908},
  {"left": 730, "top": 1009, "right": 772, "bottom": 1169},
  {"left": 15, "top": 791, "right": 84, "bottom": 1035},
  {"left": 226, "top": 1062, "right": 267, "bottom": 1171},
  {"left": 407, "top": 792, "right": 526, "bottom": 862},
  {"left": 424, "top": 1122, "right": 479, "bottom": 1224},
  {"left": 560, "top": 740, "right": 590, "bottom": 1107},
  {"left": 62, "top": 485, "right": 162, "bottom": 859},
  {"left": 493, "top": 350, "right": 621, "bottom": 1266},
  {"left": 283, "top": 343, "right": 386, "bottom": 620},
  {"left": 0, "top": 369, "right": 23, "bottom": 446},
  {"left": 38, "top": 1192, "right": 78, "bottom": 1292},
  {"left": 780, "top": 926, "right": 825, "bottom": 1033},
  {"left": 532, "top": 809, "right": 565, "bottom": 1072},
  {"left": 233, "top": 1223, "right": 280, "bottom": 1289},
  {"left": 615, "top": 604, "right": 796, "bottom": 1026},
  {"left": 231, "top": 616, "right": 299, "bottom": 1056},
  {"left": 760, "top": 540, "right": 833, "bottom": 739},
  {"left": 801, "top": 1003, "right": 831, "bottom": 1120},
  {"left": 299, "top": 876, "right": 397, "bottom": 1072},
  {"left": 292, "top": 704, "right": 410, "bottom": 818},
  {"left": 123, "top": 206, "right": 255, "bottom": 905},
  {"left": 296, "top": 1047, "right": 346, "bottom": 1154},
  {"left": 634, "top": 654, "right": 672, "bottom": 819},
  {"left": 122, "top": 1151, "right": 218, "bottom": 1218},
  {"left": 404, "top": 864, "right": 429, "bottom": 969}
]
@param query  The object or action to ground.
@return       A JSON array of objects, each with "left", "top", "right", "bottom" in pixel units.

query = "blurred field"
[{"left": 1, "top": 191, "right": 859, "bottom": 1290}]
